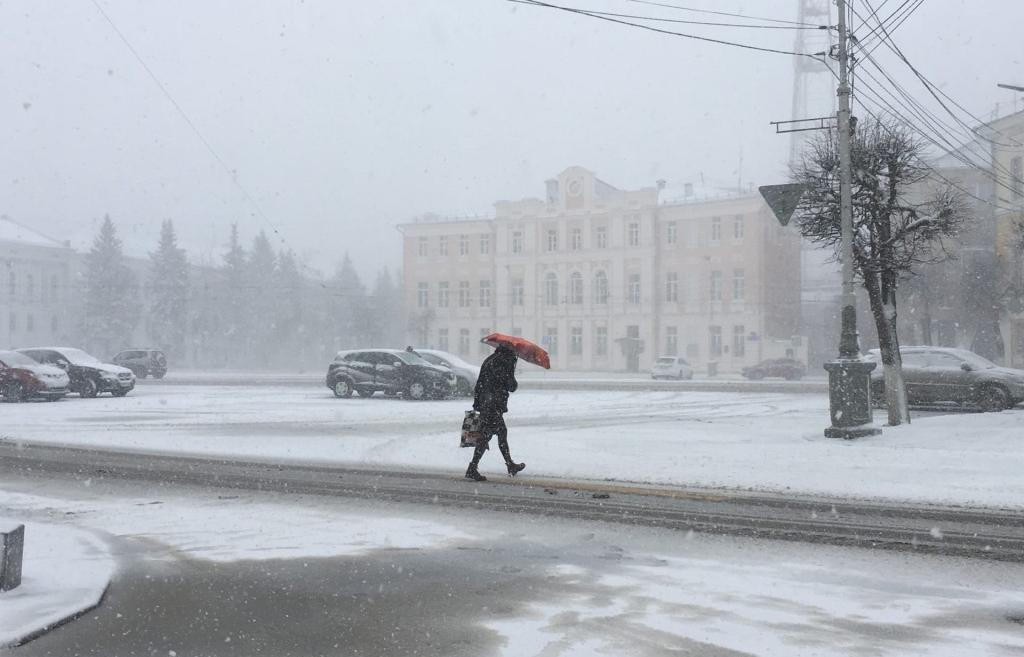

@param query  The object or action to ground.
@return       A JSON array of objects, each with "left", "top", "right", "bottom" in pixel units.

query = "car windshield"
[
  {"left": 953, "top": 350, "right": 997, "bottom": 369},
  {"left": 656, "top": 358, "right": 676, "bottom": 365},
  {"left": 0, "top": 351, "right": 39, "bottom": 367},
  {"left": 395, "top": 351, "right": 430, "bottom": 366},
  {"left": 58, "top": 348, "right": 101, "bottom": 365}
]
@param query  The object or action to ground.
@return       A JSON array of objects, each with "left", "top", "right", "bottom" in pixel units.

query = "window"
[
  {"left": 438, "top": 328, "right": 449, "bottom": 351},
  {"left": 666, "top": 272, "right": 678, "bottom": 303},
  {"left": 628, "top": 221, "right": 640, "bottom": 247},
  {"left": 711, "top": 216, "right": 721, "bottom": 242},
  {"left": 594, "top": 271, "right": 609, "bottom": 304},
  {"left": 459, "top": 329, "right": 470, "bottom": 355},
  {"left": 25, "top": 275, "right": 34, "bottom": 300},
  {"left": 438, "top": 282, "right": 450, "bottom": 308},
  {"left": 733, "top": 269, "right": 745, "bottom": 301},
  {"left": 511, "top": 278, "right": 524, "bottom": 306},
  {"left": 571, "top": 227, "right": 582, "bottom": 251},
  {"left": 26, "top": 314, "right": 33, "bottom": 333},
  {"left": 480, "top": 328, "right": 491, "bottom": 355},
  {"left": 733, "top": 325, "right": 746, "bottom": 357},
  {"left": 596, "top": 326, "right": 608, "bottom": 356},
  {"left": 418, "top": 236, "right": 428, "bottom": 257},
  {"left": 439, "top": 236, "right": 448, "bottom": 256},
  {"left": 570, "top": 326, "right": 583, "bottom": 355},
  {"left": 544, "top": 326, "right": 558, "bottom": 356},
  {"left": 569, "top": 272, "right": 583, "bottom": 304},
  {"left": 417, "top": 282, "right": 429, "bottom": 308},
  {"left": 50, "top": 275, "right": 58, "bottom": 302},
  {"left": 733, "top": 215, "right": 745, "bottom": 240},
  {"left": 459, "top": 234, "right": 469, "bottom": 256},
  {"left": 710, "top": 271, "right": 722, "bottom": 301},
  {"left": 458, "top": 281, "right": 470, "bottom": 307},
  {"left": 480, "top": 234, "right": 490, "bottom": 254},
  {"left": 1013, "top": 156, "right": 1023, "bottom": 200},
  {"left": 479, "top": 280, "right": 491, "bottom": 307},
  {"left": 547, "top": 229, "right": 559, "bottom": 252},
  {"left": 666, "top": 326, "right": 678, "bottom": 356},
  {"left": 511, "top": 230, "right": 523, "bottom": 254},
  {"left": 667, "top": 221, "right": 677, "bottom": 245},
  {"left": 709, "top": 325, "right": 722, "bottom": 356},
  {"left": 544, "top": 272, "right": 559, "bottom": 305},
  {"left": 8, "top": 272, "right": 15, "bottom": 296},
  {"left": 627, "top": 273, "right": 641, "bottom": 304},
  {"left": 595, "top": 226, "right": 607, "bottom": 249}
]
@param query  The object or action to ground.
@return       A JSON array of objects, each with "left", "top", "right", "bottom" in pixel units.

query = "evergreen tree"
[
  {"left": 148, "top": 220, "right": 189, "bottom": 361},
  {"left": 371, "top": 267, "right": 402, "bottom": 347},
  {"left": 82, "top": 215, "right": 139, "bottom": 357},
  {"left": 246, "top": 231, "right": 278, "bottom": 360},
  {"left": 329, "top": 254, "right": 369, "bottom": 349},
  {"left": 221, "top": 224, "right": 249, "bottom": 363},
  {"left": 274, "top": 249, "right": 306, "bottom": 366}
]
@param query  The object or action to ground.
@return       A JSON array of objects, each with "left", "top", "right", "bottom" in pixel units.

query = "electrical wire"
[
  {"left": 566, "top": 7, "right": 825, "bottom": 29},
  {"left": 87, "top": 0, "right": 292, "bottom": 249},
  {"left": 509, "top": 0, "right": 821, "bottom": 58},
  {"left": 620, "top": 0, "right": 818, "bottom": 27}
]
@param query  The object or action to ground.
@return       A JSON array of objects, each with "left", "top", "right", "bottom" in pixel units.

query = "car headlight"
[{"left": 100, "top": 372, "right": 118, "bottom": 380}]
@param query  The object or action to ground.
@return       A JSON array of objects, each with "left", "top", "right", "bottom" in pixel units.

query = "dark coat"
[{"left": 473, "top": 348, "right": 518, "bottom": 418}]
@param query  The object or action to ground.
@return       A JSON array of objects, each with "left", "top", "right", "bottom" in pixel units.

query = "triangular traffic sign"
[{"left": 758, "top": 183, "right": 807, "bottom": 226}]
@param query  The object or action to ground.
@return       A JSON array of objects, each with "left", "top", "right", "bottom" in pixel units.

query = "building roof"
[{"left": 0, "top": 215, "right": 70, "bottom": 249}]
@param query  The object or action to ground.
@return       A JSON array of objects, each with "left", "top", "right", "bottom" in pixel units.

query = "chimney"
[{"left": 545, "top": 179, "right": 559, "bottom": 204}]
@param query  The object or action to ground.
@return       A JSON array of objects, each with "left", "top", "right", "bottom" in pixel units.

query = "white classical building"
[{"left": 400, "top": 167, "right": 805, "bottom": 373}]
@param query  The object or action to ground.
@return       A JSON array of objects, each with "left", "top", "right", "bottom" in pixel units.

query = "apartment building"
[{"left": 401, "top": 167, "right": 804, "bottom": 372}]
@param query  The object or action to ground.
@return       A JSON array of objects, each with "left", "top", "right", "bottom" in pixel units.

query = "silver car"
[
  {"left": 651, "top": 356, "right": 694, "bottom": 380},
  {"left": 415, "top": 349, "right": 480, "bottom": 397}
]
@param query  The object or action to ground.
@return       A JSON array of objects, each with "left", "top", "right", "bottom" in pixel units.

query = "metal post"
[{"left": 823, "top": 0, "right": 881, "bottom": 438}]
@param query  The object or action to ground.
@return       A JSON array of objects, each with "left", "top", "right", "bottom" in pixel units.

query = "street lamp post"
[{"left": 822, "top": 0, "right": 881, "bottom": 439}]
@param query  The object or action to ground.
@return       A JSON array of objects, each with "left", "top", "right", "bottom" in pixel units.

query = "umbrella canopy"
[{"left": 480, "top": 332, "right": 551, "bottom": 370}]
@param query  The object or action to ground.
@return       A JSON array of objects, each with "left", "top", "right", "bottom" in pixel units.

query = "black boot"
[
  {"left": 506, "top": 462, "right": 526, "bottom": 477},
  {"left": 498, "top": 440, "right": 525, "bottom": 477},
  {"left": 466, "top": 441, "right": 488, "bottom": 482}
]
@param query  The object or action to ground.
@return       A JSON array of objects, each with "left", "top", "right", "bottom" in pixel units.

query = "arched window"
[
  {"left": 569, "top": 272, "right": 583, "bottom": 304},
  {"left": 594, "top": 271, "right": 608, "bottom": 304},
  {"left": 544, "top": 272, "right": 559, "bottom": 306}
]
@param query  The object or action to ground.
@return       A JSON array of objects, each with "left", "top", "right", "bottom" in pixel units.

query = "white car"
[
  {"left": 651, "top": 356, "right": 694, "bottom": 380},
  {"left": 414, "top": 349, "right": 480, "bottom": 396}
]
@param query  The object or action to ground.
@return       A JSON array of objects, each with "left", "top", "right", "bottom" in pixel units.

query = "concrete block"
[{"left": 0, "top": 524, "right": 24, "bottom": 592}]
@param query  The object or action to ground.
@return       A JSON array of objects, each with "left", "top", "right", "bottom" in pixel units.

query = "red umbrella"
[{"left": 480, "top": 332, "right": 551, "bottom": 369}]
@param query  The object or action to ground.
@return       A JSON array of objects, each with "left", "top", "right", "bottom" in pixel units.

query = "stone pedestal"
[
  {"left": 823, "top": 360, "right": 882, "bottom": 439},
  {"left": 1, "top": 523, "right": 24, "bottom": 592}
]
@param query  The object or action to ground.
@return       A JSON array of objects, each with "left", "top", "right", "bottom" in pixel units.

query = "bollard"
[{"left": 0, "top": 524, "right": 24, "bottom": 592}]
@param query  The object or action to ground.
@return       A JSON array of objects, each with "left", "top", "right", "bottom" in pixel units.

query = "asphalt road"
[{"left": 1, "top": 440, "right": 1020, "bottom": 563}]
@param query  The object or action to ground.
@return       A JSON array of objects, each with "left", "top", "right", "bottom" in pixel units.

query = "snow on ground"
[
  {"left": 0, "top": 519, "right": 114, "bottom": 647},
  {"left": 2, "top": 384, "right": 1024, "bottom": 508},
  {"left": 1, "top": 479, "right": 1022, "bottom": 656}
]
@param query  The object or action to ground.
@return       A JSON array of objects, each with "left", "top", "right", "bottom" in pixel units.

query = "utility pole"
[{"left": 822, "top": 0, "right": 880, "bottom": 438}]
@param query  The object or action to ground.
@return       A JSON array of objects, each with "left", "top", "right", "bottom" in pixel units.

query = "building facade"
[
  {"left": 401, "top": 167, "right": 805, "bottom": 372},
  {"left": 0, "top": 215, "right": 77, "bottom": 349},
  {"left": 989, "top": 110, "right": 1024, "bottom": 366}
]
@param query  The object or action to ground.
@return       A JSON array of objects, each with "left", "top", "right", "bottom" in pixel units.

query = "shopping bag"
[{"left": 460, "top": 410, "right": 483, "bottom": 448}]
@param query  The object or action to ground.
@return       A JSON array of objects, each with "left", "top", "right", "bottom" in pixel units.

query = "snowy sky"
[{"left": 3, "top": 0, "right": 1023, "bottom": 279}]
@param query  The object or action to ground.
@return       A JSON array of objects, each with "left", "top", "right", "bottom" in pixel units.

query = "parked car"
[
  {"left": 325, "top": 349, "right": 457, "bottom": 400},
  {"left": 867, "top": 346, "right": 1024, "bottom": 412},
  {"left": 112, "top": 348, "right": 167, "bottom": 379},
  {"left": 414, "top": 349, "right": 480, "bottom": 396},
  {"left": 17, "top": 347, "right": 136, "bottom": 398},
  {"left": 651, "top": 356, "right": 693, "bottom": 380},
  {"left": 741, "top": 358, "right": 806, "bottom": 381},
  {"left": 0, "top": 350, "right": 70, "bottom": 402}
]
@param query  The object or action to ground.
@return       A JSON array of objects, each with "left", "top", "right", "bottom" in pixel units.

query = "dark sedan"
[
  {"left": 741, "top": 358, "right": 806, "bottom": 381},
  {"left": 868, "top": 346, "right": 1024, "bottom": 412}
]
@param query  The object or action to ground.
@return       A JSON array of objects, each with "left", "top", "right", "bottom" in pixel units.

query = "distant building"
[
  {"left": 0, "top": 215, "right": 76, "bottom": 349},
  {"left": 400, "top": 167, "right": 805, "bottom": 373},
  {"left": 987, "top": 109, "right": 1024, "bottom": 365}
]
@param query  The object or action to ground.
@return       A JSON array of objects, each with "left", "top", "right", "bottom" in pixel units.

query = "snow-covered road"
[{"left": 3, "top": 384, "right": 1024, "bottom": 508}]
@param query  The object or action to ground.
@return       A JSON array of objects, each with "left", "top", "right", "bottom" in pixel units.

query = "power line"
[
  {"left": 87, "top": 0, "right": 292, "bottom": 249},
  {"left": 620, "top": 0, "right": 817, "bottom": 27},
  {"left": 566, "top": 7, "right": 826, "bottom": 30},
  {"left": 509, "top": 0, "right": 821, "bottom": 58}
]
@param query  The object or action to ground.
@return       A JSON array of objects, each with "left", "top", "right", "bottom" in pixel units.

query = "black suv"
[
  {"left": 113, "top": 348, "right": 168, "bottom": 379},
  {"left": 326, "top": 349, "right": 456, "bottom": 400},
  {"left": 18, "top": 347, "right": 136, "bottom": 398}
]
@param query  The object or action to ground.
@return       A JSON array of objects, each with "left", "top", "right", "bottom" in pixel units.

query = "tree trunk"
[{"left": 865, "top": 271, "right": 911, "bottom": 425}]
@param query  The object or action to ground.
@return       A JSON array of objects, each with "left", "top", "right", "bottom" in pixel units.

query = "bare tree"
[{"left": 792, "top": 118, "right": 968, "bottom": 425}]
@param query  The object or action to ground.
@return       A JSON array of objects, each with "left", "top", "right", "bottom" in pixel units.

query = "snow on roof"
[{"left": 0, "top": 215, "right": 69, "bottom": 249}]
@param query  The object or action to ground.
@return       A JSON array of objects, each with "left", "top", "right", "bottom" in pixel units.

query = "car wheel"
[
  {"left": 3, "top": 381, "right": 24, "bottom": 403},
  {"left": 975, "top": 385, "right": 1009, "bottom": 413},
  {"left": 357, "top": 388, "right": 375, "bottom": 398},
  {"left": 406, "top": 382, "right": 426, "bottom": 400},
  {"left": 112, "top": 389, "right": 129, "bottom": 397},
  {"left": 383, "top": 389, "right": 399, "bottom": 398},
  {"left": 79, "top": 378, "right": 99, "bottom": 398},
  {"left": 332, "top": 379, "right": 353, "bottom": 398}
]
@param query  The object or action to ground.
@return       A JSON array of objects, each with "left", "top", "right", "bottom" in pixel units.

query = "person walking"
[{"left": 465, "top": 344, "right": 525, "bottom": 482}]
